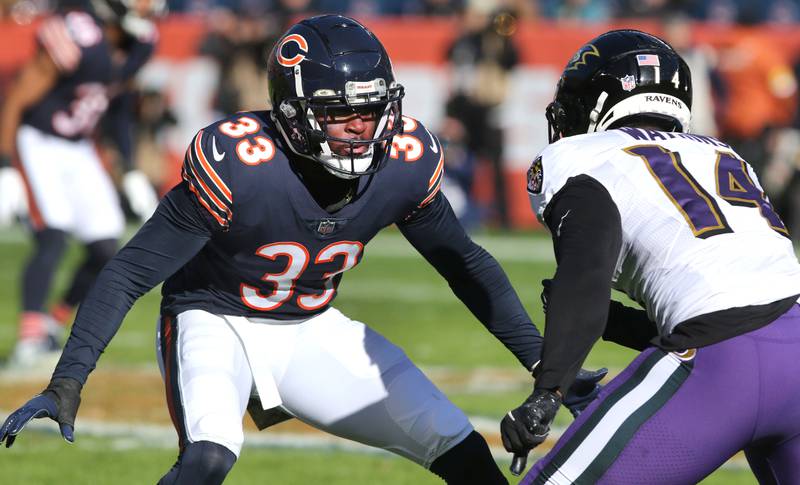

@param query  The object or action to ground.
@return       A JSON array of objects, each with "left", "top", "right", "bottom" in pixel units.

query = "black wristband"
[
  {"left": 0, "top": 154, "right": 11, "bottom": 168},
  {"left": 42, "top": 377, "right": 83, "bottom": 427}
]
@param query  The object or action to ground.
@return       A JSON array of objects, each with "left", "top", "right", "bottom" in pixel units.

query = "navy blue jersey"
[
  {"left": 22, "top": 12, "right": 113, "bottom": 140},
  {"left": 52, "top": 110, "right": 543, "bottom": 385},
  {"left": 163, "top": 112, "right": 444, "bottom": 319}
]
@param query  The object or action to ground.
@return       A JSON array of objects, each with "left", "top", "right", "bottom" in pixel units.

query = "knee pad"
[
  {"left": 158, "top": 441, "right": 236, "bottom": 485},
  {"left": 430, "top": 431, "right": 507, "bottom": 485}
]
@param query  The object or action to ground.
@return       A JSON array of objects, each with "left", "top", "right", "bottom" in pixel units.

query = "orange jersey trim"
[
  {"left": 38, "top": 18, "right": 80, "bottom": 72},
  {"left": 194, "top": 130, "right": 232, "bottom": 203},
  {"left": 185, "top": 145, "right": 231, "bottom": 218},
  {"left": 428, "top": 151, "right": 444, "bottom": 190},
  {"left": 184, "top": 171, "right": 228, "bottom": 227}
]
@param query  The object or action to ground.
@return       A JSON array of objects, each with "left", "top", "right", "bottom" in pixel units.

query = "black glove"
[
  {"left": 563, "top": 367, "right": 607, "bottom": 417},
  {"left": 0, "top": 377, "right": 82, "bottom": 447},
  {"left": 501, "top": 388, "right": 561, "bottom": 476}
]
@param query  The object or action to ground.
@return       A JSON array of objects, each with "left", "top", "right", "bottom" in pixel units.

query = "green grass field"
[{"left": 0, "top": 226, "right": 756, "bottom": 484}]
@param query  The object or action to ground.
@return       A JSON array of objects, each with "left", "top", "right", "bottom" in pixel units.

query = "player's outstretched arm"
[
  {"left": 1, "top": 177, "right": 216, "bottom": 451},
  {"left": 51, "top": 182, "right": 213, "bottom": 387},
  {"left": 398, "top": 192, "right": 543, "bottom": 370}
]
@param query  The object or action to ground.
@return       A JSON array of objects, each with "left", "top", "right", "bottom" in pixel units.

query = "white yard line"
[{"left": 0, "top": 409, "right": 748, "bottom": 470}]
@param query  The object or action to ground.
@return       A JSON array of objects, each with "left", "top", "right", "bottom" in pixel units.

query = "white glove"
[
  {"left": 0, "top": 167, "right": 28, "bottom": 227},
  {"left": 122, "top": 170, "right": 159, "bottom": 222}
]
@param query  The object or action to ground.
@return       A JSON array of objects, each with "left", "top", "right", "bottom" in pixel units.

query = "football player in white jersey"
[{"left": 500, "top": 30, "right": 800, "bottom": 484}]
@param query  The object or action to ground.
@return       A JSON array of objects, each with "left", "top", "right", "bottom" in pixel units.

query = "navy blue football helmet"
[
  {"left": 546, "top": 30, "right": 692, "bottom": 143},
  {"left": 267, "top": 15, "right": 404, "bottom": 179}
]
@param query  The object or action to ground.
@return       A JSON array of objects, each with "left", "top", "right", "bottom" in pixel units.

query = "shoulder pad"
[
  {"left": 182, "top": 128, "right": 234, "bottom": 229},
  {"left": 390, "top": 116, "right": 444, "bottom": 208},
  {"left": 182, "top": 113, "right": 280, "bottom": 229},
  {"left": 209, "top": 112, "right": 279, "bottom": 167},
  {"left": 37, "top": 15, "right": 86, "bottom": 73},
  {"left": 528, "top": 133, "right": 626, "bottom": 222}
]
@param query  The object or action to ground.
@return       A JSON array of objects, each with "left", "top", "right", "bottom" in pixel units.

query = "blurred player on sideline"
[{"left": 0, "top": 0, "right": 160, "bottom": 368}]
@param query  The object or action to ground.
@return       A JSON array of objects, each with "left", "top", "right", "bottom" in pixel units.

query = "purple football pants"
[{"left": 523, "top": 304, "right": 800, "bottom": 485}]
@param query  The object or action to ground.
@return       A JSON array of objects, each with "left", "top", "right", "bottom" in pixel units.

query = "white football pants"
[
  {"left": 155, "top": 307, "right": 473, "bottom": 467},
  {"left": 16, "top": 124, "right": 124, "bottom": 241}
]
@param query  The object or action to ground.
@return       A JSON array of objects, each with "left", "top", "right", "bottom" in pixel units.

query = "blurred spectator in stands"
[
  {"left": 538, "top": 0, "right": 610, "bottom": 22},
  {"left": 127, "top": 88, "right": 176, "bottom": 194},
  {"left": 695, "top": 0, "right": 800, "bottom": 24},
  {"left": 758, "top": 52, "right": 800, "bottom": 244},
  {"left": 198, "top": 8, "right": 239, "bottom": 114},
  {"left": 612, "top": 0, "right": 685, "bottom": 18},
  {"left": 439, "top": 116, "right": 481, "bottom": 231},
  {"left": 419, "top": 0, "right": 462, "bottom": 16},
  {"left": 2, "top": 0, "right": 49, "bottom": 23},
  {"left": 766, "top": 0, "right": 800, "bottom": 23},
  {"left": 714, "top": 8, "right": 797, "bottom": 175},
  {"left": 445, "top": 3, "right": 518, "bottom": 229},
  {"left": 662, "top": 13, "right": 719, "bottom": 136},
  {"left": 199, "top": 8, "right": 281, "bottom": 115},
  {"left": 271, "top": 0, "right": 318, "bottom": 25}
]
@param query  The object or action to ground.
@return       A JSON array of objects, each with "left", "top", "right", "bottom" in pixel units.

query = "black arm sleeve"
[
  {"left": 52, "top": 181, "right": 214, "bottom": 384},
  {"left": 117, "top": 37, "right": 155, "bottom": 83},
  {"left": 103, "top": 93, "right": 136, "bottom": 170},
  {"left": 398, "top": 193, "right": 543, "bottom": 370},
  {"left": 535, "top": 175, "right": 622, "bottom": 392},
  {"left": 604, "top": 301, "right": 657, "bottom": 351}
]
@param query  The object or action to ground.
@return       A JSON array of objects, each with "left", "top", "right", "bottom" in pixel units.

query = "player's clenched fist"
[{"left": 501, "top": 388, "right": 561, "bottom": 475}]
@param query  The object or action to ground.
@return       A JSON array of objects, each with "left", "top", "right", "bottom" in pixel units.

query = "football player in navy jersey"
[
  {"left": 0, "top": 0, "right": 162, "bottom": 368},
  {"left": 0, "top": 15, "right": 604, "bottom": 484}
]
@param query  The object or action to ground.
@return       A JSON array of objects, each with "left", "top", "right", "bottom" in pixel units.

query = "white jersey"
[{"left": 528, "top": 128, "right": 800, "bottom": 336}]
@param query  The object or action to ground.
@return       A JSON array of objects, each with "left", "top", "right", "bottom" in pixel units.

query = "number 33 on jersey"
[{"left": 166, "top": 111, "right": 444, "bottom": 320}]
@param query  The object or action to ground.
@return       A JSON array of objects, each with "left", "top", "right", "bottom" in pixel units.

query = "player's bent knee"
[
  {"left": 157, "top": 440, "right": 236, "bottom": 485},
  {"left": 383, "top": 362, "right": 472, "bottom": 464},
  {"left": 430, "top": 431, "right": 508, "bottom": 485}
]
